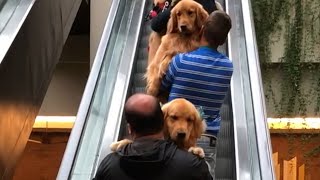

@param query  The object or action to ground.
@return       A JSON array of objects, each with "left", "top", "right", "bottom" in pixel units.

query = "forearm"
[{"left": 151, "top": 9, "right": 171, "bottom": 33}]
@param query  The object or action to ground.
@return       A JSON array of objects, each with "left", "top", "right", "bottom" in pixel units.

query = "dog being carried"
[
  {"left": 146, "top": 0, "right": 209, "bottom": 101},
  {"left": 111, "top": 98, "right": 206, "bottom": 158}
]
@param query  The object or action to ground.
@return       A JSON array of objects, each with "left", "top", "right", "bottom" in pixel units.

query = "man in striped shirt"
[{"left": 160, "top": 10, "right": 233, "bottom": 137}]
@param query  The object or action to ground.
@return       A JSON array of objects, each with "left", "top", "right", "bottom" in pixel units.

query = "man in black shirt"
[{"left": 94, "top": 94, "right": 212, "bottom": 180}]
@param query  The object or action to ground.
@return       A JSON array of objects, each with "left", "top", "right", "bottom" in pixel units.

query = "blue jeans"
[{"left": 197, "top": 134, "right": 217, "bottom": 179}]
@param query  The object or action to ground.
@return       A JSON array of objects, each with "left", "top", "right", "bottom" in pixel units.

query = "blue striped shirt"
[{"left": 161, "top": 46, "right": 233, "bottom": 135}]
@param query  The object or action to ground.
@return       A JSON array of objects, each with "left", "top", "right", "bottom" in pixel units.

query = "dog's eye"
[
  {"left": 176, "top": 12, "right": 181, "bottom": 16},
  {"left": 187, "top": 118, "right": 193, "bottom": 122},
  {"left": 188, "top": 11, "right": 194, "bottom": 15},
  {"left": 171, "top": 115, "right": 178, "bottom": 120}
]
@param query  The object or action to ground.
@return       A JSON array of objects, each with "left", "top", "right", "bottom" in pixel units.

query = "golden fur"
[
  {"left": 110, "top": 98, "right": 206, "bottom": 157},
  {"left": 147, "top": 1, "right": 224, "bottom": 66},
  {"left": 146, "top": 0, "right": 209, "bottom": 99},
  {"left": 148, "top": 32, "right": 162, "bottom": 65},
  {"left": 161, "top": 98, "right": 206, "bottom": 149}
]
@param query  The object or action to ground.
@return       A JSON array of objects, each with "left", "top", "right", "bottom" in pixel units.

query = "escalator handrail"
[
  {"left": 226, "top": 0, "right": 253, "bottom": 179},
  {"left": 93, "top": 0, "right": 147, "bottom": 172},
  {"left": 241, "top": 0, "right": 275, "bottom": 179},
  {"left": 56, "top": 0, "right": 121, "bottom": 179},
  {"left": 0, "top": 0, "right": 35, "bottom": 63}
]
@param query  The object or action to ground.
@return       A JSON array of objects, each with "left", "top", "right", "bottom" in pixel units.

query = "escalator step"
[
  {"left": 215, "top": 157, "right": 234, "bottom": 179},
  {"left": 138, "top": 49, "right": 148, "bottom": 60},
  {"left": 136, "top": 59, "right": 147, "bottom": 73},
  {"left": 134, "top": 87, "right": 146, "bottom": 93},
  {"left": 139, "top": 35, "right": 149, "bottom": 49},
  {"left": 133, "top": 73, "right": 146, "bottom": 87},
  {"left": 215, "top": 91, "right": 235, "bottom": 180}
]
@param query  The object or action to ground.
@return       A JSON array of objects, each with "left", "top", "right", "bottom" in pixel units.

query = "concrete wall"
[
  {"left": 90, "top": 0, "right": 113, "bottom": 68},
  {"left": 260, "top": 1, "right": 320, "bottom": 117},
  {"left": 0, "top": 0, "right": 82, "bottom": 178}
]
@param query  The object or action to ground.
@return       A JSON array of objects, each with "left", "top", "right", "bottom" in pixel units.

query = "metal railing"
[
  {"left": 57, "top": 0, "right": 146, "bottom": 179},
  {"left": 227, "top": 0, "right": 275, "bottom": 179},
  {"left": 0, "top": 0, "right": 34, "bottom": 63}
]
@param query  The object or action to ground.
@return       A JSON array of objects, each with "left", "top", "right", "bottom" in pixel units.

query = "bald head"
[{"left": 124, "top": 94, "right": 164, "bottom": 136}]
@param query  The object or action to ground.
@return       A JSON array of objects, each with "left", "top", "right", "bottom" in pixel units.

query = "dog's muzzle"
[{"left": 177, "top": 132, "right": 186, "bottom": 139}]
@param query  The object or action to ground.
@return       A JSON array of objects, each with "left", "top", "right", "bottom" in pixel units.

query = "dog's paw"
[
  {"left": 188, "top": 146, "right": 205, "bottom": 158},
  {"left": 110, "top": 139, "right": 133, "bottom": 151}
]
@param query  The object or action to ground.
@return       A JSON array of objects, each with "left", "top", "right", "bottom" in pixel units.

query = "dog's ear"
[
  {"left": 196, "top": 6, "right": 209, "bottom": 30},
  {"left": 167, "top": 10, "right": 178, "bottom": 33},
  {"left": 191, "top": 109, "right": 206, "bottom": 138},
  {"left": 161, "top": 102, "right": 170, "bottom": 120},
  {"left": 161, "top": 102, "right": 170, "bottom": 137}
]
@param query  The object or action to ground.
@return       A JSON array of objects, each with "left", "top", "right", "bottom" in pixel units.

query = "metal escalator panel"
[
  {"left": 226, "top": 0, "right": 275, "bottom": 179},
  {"left": 57, "top": 0, "right": 147, "bottom": 179},
  {"left": 0, "top": 0, "right": 35, "bottom": 63}
]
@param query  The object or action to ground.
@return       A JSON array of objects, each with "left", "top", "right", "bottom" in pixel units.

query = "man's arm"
[
  {"left": 190, "top": 157, "right": 213, "bottom": 180},
  {"left": 150, "top": 8, "right": 171, "bottom": 33},
  {"left": 160, "top": 55, "right": 178, "bottom": 93},
  {"left": 93, "top": 155, "right": 113, "bottom": 180}
]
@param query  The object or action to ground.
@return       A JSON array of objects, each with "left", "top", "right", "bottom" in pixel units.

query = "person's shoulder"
[
  {"left": 171, "top": 148, "right": 207, "bottom": 168},
  {"left": 95, "top": 153, "right": 119, "bottom": 179},
  {"left": 215, "top": 52, "right": 233, "bottom": 66}
]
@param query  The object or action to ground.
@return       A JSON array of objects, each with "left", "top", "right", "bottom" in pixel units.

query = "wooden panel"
[{"left": 283, "top": 157, "right": 297, "bottom": 180}]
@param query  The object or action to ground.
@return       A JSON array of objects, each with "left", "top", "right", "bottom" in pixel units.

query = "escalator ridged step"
[
  {"left": 134, "top": 87, "right": 146, "bottom": 93},
  {"left": 132, "top": 1, "right": 235, "bottom": 179},
  {"left": 215, "top": 157, "right": 235, "bottom": 180},
  {"left": 132, "top": 0, "right": 152, "bottom": 94},
  {"left": 215, "top": 91, "right": 235, "bottom": 179},
  {"left": 136, "top": 59, "right": 147, "bottom": 73},
  {"left": 134, "top": 73, "right": 146, "bottom": 86}
]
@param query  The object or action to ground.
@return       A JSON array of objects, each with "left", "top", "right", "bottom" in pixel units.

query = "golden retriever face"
[
  {"left": 167, "top": 0, "right": 209, "bottom": 35},
  {"left": 162, "top": 98, "right": 205, "bottom": 148}
]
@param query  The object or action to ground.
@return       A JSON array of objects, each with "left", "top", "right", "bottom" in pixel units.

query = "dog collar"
[{"left": 196, "top": 106, "right": 205, "bottom": 121}]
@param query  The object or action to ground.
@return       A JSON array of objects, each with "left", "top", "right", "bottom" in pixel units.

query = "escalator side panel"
[{"left": 0, "top": 0, "right": 82, "bottom": 178}]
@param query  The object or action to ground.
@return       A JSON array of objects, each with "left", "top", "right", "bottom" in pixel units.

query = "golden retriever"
[
  {"left": 161, "top": 98, "right": 206, "bottom": 149},
  {"left": 110, "top": 98, "right": 206, "bottom": 157},
  {"left": 146, "top": 0, "right": 209, "bottom": 98},
  {"left": 148, "top": 1, "right": 224, "bottom": 66}
]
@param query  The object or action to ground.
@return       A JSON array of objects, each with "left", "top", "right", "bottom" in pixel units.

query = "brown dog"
[
  {"left": 110, "top": 98, "right": 206, "bottom": 157},
  {"left": 161, "top": 98, "right": 206, "bottom": 149},
  {"left": 146, "top": 0, "right": 209, "bottom": 99},
  {"left": 147, "top": 0, "right": 224, "bottom": 65}
]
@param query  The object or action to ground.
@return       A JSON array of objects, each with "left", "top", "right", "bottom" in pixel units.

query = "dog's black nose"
[
  {"left": 177, "top": 132, "right": 186, "bottom": 139},
  {"left": 180, "top": 25, "right": 187, "bottom": 31}
]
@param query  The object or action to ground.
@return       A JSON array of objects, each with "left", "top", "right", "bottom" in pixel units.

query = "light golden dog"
[
  {"left": 147, "top": 0, "right": 224, "bottom": 70},
  {"left": 161, "top": 98, "right": 206, "bottom": 149},
  {"left": 146, "top": 0, "right": 209, "bottom": 99},
  {"left": 111, "top": 98, "right": 206, "bottom": 157}
]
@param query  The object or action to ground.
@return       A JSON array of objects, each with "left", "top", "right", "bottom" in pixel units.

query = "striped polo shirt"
[{"left": 161, "top": 46, "right": 233, "bottom": 135}]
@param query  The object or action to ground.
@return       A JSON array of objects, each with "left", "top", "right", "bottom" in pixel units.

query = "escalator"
[{"left": 57, "top": 0, "right": 274, "bottom": 179}]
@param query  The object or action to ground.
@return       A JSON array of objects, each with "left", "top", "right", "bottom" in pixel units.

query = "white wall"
[{"left": 90, "top": 0, "right": 113, "bottom": 68}]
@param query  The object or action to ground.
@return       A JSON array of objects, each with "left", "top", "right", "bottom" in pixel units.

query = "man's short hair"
[
  {"left": 124, "top": 94, "right": 164, "bottom": 136},
  {"left": 203, "top": 10, "right": 232, "bottom": 46}
]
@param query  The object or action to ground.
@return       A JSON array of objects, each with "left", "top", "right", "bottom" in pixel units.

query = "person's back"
[
  {"left": 94, "top": 138, "right": 211, "bottom": 180},
  {"left": 93, "top": 94, "right": 212, "bottom": 180},
  {"left": 161, "top": 11, "right": 233, "bottom": 135},
  {"left": 162, "top": 47, "right": 233, "bottom": 133}
]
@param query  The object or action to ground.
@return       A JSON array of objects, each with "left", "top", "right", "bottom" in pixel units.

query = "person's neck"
[
  {"left": 133, "top": 132, "right": 164, "bottom": 140},
  {"left": 200, "top": 38, "right": 218, "bottom": 50}
]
